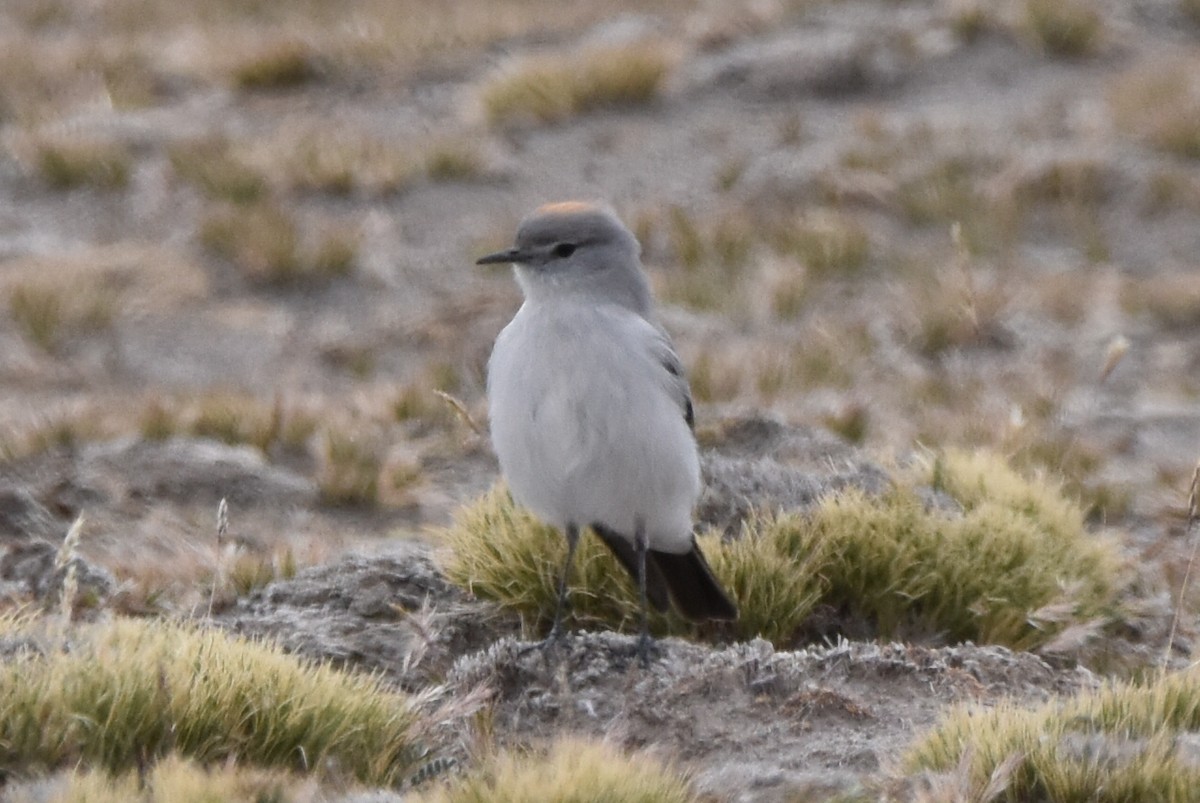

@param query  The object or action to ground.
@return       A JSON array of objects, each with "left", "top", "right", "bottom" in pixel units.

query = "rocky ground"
[{"left": 2, "top": 0, "right": 1200, "bottom": 799}]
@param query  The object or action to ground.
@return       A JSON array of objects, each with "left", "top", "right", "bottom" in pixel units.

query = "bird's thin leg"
[
  {"left": 545, "top": 523, "right": 580, "bottom": 645},
  {"left": 634, "top": 518, "right": 653, "bottom": 667}
]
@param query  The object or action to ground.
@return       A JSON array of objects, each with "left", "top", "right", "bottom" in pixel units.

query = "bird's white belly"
[{"left": 488, "top": 307, "right": 698, "bottom": 552}]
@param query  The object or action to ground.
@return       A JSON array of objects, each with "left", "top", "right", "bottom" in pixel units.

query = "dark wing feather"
[{"left": 652, "top": 329, "right": 695, "bottom": 430}]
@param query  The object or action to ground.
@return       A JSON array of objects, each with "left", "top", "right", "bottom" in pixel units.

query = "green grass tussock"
[
  {"left": 480, "top": 42, "right": 673, "bottom": 126},
  {"left": 700, "top": 520, "right": 825, "bottom": 644},
  {"left": 414, "top": 737, "right": 696, "bottom": 803},
  {"left": 441, "top": 485, "right": 657, "bottom": 634},
  {"left": 903, "top": 666, "right": 1200, "bottom": 801},
  {"left": 0, "top": 616, "right": 423, "bottom": 785},
  {"left": 441, "top": 450, "right": 1122, "bottom": 650}
]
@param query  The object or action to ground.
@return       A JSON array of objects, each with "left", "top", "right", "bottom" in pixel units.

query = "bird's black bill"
[{"left": 475, "top": 247, "right": 524, "bottom": 265}]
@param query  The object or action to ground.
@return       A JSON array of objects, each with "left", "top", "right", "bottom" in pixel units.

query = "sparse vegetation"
[
  {"left": 0, "top": 615, "right": 423, "bottom": 785},
  {"left": 414, "top": 737, "right": 696, "bottom": 803},
  {"left": 480, "top": 42, "right": 674, "bottom": 126},
  {"left": 2, "top": 0, "right": 1197, "bottom": 796},
  {"left": 903, "top": 666, "right": 1200, "bottom": 801}
]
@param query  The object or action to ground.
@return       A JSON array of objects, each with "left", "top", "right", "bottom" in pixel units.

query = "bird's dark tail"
[
  {"left": 649, "top": 545, "right": 738, "bottom": 622},
  {"left": 591, "top": 524, "right": 738, "bottom": 622},
  {"left": 591, "top": 524, "right": 671, "bottom": 612}
]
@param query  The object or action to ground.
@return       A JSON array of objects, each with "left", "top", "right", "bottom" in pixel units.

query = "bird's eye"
[{"left": 552, "top": 243, "right": 576, "bottom": 258}]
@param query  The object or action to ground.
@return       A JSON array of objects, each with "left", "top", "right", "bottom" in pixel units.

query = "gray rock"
[
  {"left": 219, "top": 547, "right": 520, "bottom": 689},
  {"left": 0, "top": 487, "right": 56, "bottom": 542},
  {"left": 76, "top": 437, "right": 315, "bottom": 508},
  {"left": 697, "top": 416, "right": 891, "bottom": 534},
  {"left": 0, "top": 539, "right": 116, "bottom": 611}
]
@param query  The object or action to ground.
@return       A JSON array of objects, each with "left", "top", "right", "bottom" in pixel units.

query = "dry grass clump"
[
  {"left": 895, "top": 158, "right": 981, "bottom": 226},
  {"left": 200, "top": 201, "right": 358, "bottom": 286},
  {"left": 424, "top": 139, "right": 491, "bottom": 182},
  {"left": 0, "top": 412, "right": 107, "bottom": 462},
  {"left": 138, "top": 393, "right": 318, "bottom": 460},
  {"left": 188, "top": 393, "right": 281, "bottom": 451},
  {"left": 902, "top": 260, "right": 1010, "bottom": 358},
  {"left": 480, "top": 42, "right": 674, "bottom": 127},
  {"left": 236, "top": 128, "right": 494, "bottom": 197},
  {"left": 902, "top": 666, "right": 1200, "bottom": 801},
  {"left": 0, "top": 615, "right": 423, "bottom": 785},
  {"left": 1111, "top": 60, "right": 1200, "bottom": 159},
  {"left": 1021, "top": 0, "right": 1103, "bottom": 57},
  {"left": 655, "top": 207, "right": 755, "bottom": 313},
  {"left": 7, "top": 279, "right": 117, "bottom": 354},
  {"left": 5, "top": 754, "right": 305, "bottom": 803},
  {"left": 442, "top": 451, "right": 1122, "bottom": 649},
  {"left": 898, "top": 165, "right": 1019, "bottom": 257},
  {"left": 249, "top": 129, "right": 421, "bottom": 197},
  {"left": 229, "top": 37, "right": 322, "bottom": 90},
  {"left": 685, "top": 348, "right": 745, "bottom": 404},
  {"left": 21, "top": 134, "right": 132, "bottom": 190},
  {"left": 317, "top": 429, "right": 384, "bottom": 507},
  {"left": 1011, "top": 154, "right": 1111, "bottom": 207},
  {"left": 946, "top": 0, "right": 994, "bottom": 43},
  {"left": 168, "top": 138, "right": 266, "bottom": 203},
  {"left": 1121, "top": 273, "right": 1200, "bottom": 330},
  {"left": 413, "top": 737, "right": 696, "bottom": 803},
  {"left": 769, "top": 209, "right": 870, "bottom": 277}
]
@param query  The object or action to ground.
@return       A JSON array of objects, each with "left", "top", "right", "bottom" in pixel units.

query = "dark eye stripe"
[{"left": 553, "top": 243, "right": 576, "bottom": 258}]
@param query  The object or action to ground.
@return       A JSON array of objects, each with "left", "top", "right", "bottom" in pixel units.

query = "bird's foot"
[{"left": 635, "top": 630, "right": 658, "bottom": 669}]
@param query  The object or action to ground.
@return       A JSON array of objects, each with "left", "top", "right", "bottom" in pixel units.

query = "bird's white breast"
[{"left": 487, "top": 301, "right": 698, "bottom": 552}]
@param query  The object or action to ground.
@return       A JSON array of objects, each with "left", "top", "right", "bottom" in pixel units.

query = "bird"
[{"left": 478, "top": 200, "right": 738, "bottom": 662}]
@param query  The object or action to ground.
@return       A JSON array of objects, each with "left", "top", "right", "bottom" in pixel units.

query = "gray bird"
[{"left": 478, "top": 201, "right": 737, "bottom": 659}]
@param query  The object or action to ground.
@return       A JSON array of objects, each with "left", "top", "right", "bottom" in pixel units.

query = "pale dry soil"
[{"left": 2, "top": 0, "right": 1200, "bottom": 799}]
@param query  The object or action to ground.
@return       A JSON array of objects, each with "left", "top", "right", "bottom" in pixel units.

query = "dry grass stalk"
[
  {"left": 433, "top": 390, "right": 484, "bottom": 437},
  {"left": 1099, "top": 334, "right": 1130, "bottom": 382},
  {"left": 1167, "top": 460, "right": 1200, "bottom": 669},
  {"left": 206, "top": 497, "right": 229, "bottom": 619},
  {"left": 56, "top": 515, "right": 85, "bottom": 626}
]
